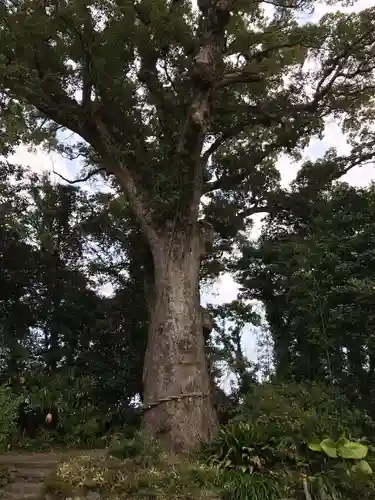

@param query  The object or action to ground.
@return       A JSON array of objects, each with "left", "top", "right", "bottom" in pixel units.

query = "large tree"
[{"left": 1, "top": 0, "right": 375, "bottom": 450}]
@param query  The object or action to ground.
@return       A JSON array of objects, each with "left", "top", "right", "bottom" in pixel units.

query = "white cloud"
[
  {"left": 8, "top": 138, "right": 113, "bottom": 195},
  {"left": 202, "top": 273, "right": 239, "bottom": 306},
  {"left": 310, "top": 0, "right": 373, "bottom": 21},
  {"left": 9, "top": 144, "right": 71, "bottom": 180}
]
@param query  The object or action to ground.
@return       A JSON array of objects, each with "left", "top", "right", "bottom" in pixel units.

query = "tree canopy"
[
  {"left": 236, "top": 182, "right": 375, "bottom": 416},
  {"left": 1, "top": 0, "right": 375, "bottom": 450}
]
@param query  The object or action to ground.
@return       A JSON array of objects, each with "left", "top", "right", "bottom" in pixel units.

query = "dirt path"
[{"left": 0, "top": 450, "right": 105, "bottom": 500}]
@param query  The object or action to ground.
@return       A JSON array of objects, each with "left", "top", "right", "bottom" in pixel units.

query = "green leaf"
[
  {"left": 352, "top": 459, "right": 373, "bottom": 475},
  {"left": 338, "top": 441, "right": 368, "bottom": 459},
  {"left": 320, "top": 438, "right": 338, "bottom": 458},
  {"left": 335, "top": 436, "right": 349, "bottom": 448},
  {"left": 308, "top": 439, "right": 323, "bottom": 452}
]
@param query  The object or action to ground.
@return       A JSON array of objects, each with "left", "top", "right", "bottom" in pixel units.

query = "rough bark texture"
[{"left": 142, "top": 227, "right": 218, "bottom": 453}]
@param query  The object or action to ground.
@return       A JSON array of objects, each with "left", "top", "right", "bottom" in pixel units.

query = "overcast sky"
[{"left": 7, "top": 0, "right": 375, "bottom": 373}]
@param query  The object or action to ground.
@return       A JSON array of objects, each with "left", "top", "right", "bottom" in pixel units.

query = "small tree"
[{"left": 1, "top": 0, "right": 375, "bottom": 451}]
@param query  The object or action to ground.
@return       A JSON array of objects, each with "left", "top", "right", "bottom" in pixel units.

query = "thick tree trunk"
[{"left": 142, "top": 228, "right": 218, "bottom": 453}]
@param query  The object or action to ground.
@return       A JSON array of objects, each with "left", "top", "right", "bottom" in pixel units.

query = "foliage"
[
  {"left": 2, "top": 0, "right": 375, "bottom": 449},
  {"left": 0, "top": 167, "right": 147, "bottom": 448},
  {"left": 236, "top": 183, "right": 375, "bottom": 416},
  {"left": 44, "top": 434, "right": 219, "bottom": 500},
  {"left": 235, "top": 382, "right": 375, "bottom": 442},
  {"left": 19, "top": 374, "right": 105, "bottom": 448},
  {"left": 204, "top": 382, "right": 375, "bottom": 500},
  {"left": 12, "top": 372, "right": 142, "bottom": 450},
  {"left": 0, "top": 384, "right": 23, "bottom": 451},
  {"left": 308, "top": 436, "right": 373, "bottom": 476},
  {"left": 207, "top": 301, "right": 260, "bottom": 397},
  {"left": 219, "top": 470, "right": 282, "bottom": 500},
  {"left": 108, "top": 431, "right": 162, "bottom": 461}
]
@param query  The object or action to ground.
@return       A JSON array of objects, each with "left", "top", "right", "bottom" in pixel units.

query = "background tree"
[
  {"left": 0, "top": 163, "right": 148, "bottom": 433},
  {"left": 236, "top": 182, "right": 375, "bottom": 416},
  {"left": 207, "top": 300, "right": 259, "bottom": 397}
]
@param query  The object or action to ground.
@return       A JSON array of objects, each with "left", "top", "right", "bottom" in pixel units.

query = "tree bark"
[{"left": 142, "top": 226, "right": 218, "bottom": 453}]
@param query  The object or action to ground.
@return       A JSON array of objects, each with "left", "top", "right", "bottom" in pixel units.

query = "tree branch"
[
  {"left": 218, "top": 38, "right": 309, "bottom": 88},
  {"left": 202, "top": 109, "right": 275, "bottom": 164},
  {"left": 176, "top": 0, "right": 236, "bottom": 216},
  {"left": 54, "top": 167, "right": 106, "bottom": 184},
  {"left": 36, "top": 95, "right": 159, "bottom": 250},
  {"left": 5, "top": 27, "right": 159, "bottom": 247},
  {"left": 236, "top": 205, "right": 271, "bottom": 220},
  {"left": 3, "top": 55, "right": 159, "bottom": 248},
  {"left": 92, "top": 120, "right": 160, "bottom": 248},
  {"left": 203, "top": 139, "right": 288, "bottom": 194},
  {"left": 242, "top": 42, "right": 307, "bottom": 63},
  {"left": 215, "top": 70, "right": 264, "bottom": 89}
]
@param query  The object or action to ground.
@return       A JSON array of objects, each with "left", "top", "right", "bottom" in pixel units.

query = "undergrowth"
[
  {"left": 43, "top": 383, "right": 375, "bottom": 500},
  {"left": 43, "top": 432, "right": 219, "bottom": 500}
]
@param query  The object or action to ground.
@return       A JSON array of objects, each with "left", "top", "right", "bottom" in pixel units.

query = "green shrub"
[
  {"left": 235, "top": 382, "right": 375, "bottom": 443},
  {"left": 24, "top": 373, "right": 102, "bottom": 446},
  {"left": 205, "top": 382, "right": 375, "bottom": 500},
  {"left": 0, "top": 383, "right": 23, "bottom": 450},
  {"left": 15, "top": 373, "right": 126, "bottom": 449},
  {"left": 14, "top": 372, "right": 139, "bottom": 450},
  {"left": 108, "top": 431, "right": 162, "bottom": 461}
]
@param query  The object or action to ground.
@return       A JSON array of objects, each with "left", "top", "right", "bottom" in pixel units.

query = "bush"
[
  {"left": 235, "top": 382, "right": 375, "bottom": 443},
  {"left": 0, "top": 383, "right": 23, "bottom": 450},
  {"left": 23, "top": 373, "right": 103, "bottom": 446},
  {"left": 204, "top": 382, "right": 375, "bottom": 500},
  {"left": 16, "top": 373, "right": 137, "bottom": 449},
  {"left": 108, "top": 431, "right": 162, "bottom": 461}
]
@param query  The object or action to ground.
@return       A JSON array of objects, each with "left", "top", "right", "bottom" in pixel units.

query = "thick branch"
[
  {"left": 203, "top": 139, "right": 286, "bottom": 194},
  {"left": 33, "top": 102, "right": 158, "bottom": 250},
  {"left": 229, "top": 148, "right": 375, "bottom": 227},
  {"left": 92, "top": 120, "right": 160, "bottom": 248},
  {"left": 219, "top": 40, "right": 308, "bottom": 88},
  {"left": 176, "top": 0, "right": 237, "bottom": 216},
  {"left": 2, "top": 11, "right": 161, "bottom": 248},
  {"left": 203, "top": 63, "right": 373, "bottom": 171},
  {"left": 215, "top": 70, "right": 264, "bottom": 88},
  {"left": 243, "top": 42, "right": 306, "bottom": 63},
  {"left": 236, "top": 205, "right": 271, "bottom": 220},
  {"left": 5, "top": 62, "right": 159, "bottom": 247}
]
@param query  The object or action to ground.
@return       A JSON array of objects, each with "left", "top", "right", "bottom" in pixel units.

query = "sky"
[{"left": 7, "top": 0, "right": 375, "bottom": 374}]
